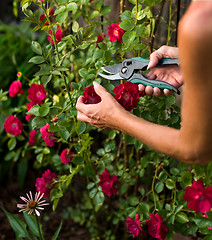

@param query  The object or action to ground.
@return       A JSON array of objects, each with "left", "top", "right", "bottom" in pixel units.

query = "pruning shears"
[{"left": 98, "top": 57, "right": 180, "bottom": 95}]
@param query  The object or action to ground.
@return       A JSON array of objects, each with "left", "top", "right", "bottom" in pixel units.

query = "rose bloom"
[
  {"left": 4, "top": 115, "right": 23, "bottom": 136},
  {"left": 47, "top": 26, "right": 63, "bottom": 45},
  {"left": 126, "top": 213, "right": 145, "bottom": 238},
  {"left": 108, "top": 23, "right": 125, "bottom": 43},
  {"left": 25, "top": 101, "right": 36, "bottom": 122},
  {"left": 145, "top": 213, "right": 168, "bottom": 240},
  {"left": 98, "top": 169, "right": 118, "bottom": 197},
  {"left": 183, "top": 179, "right": 212, "bottom": 213},
  {"left": 113, "top": 81, "right": 140, "bottom": 111},
  {"left": 28, "top": 129, "right": 38, "bottom": 145},
  {"left": 28, "top": 83, "right": 46, "bottom": 105},
  {"left": 35, "top": 169, "right": 57, "bottom": 198},
  {"left": 9, "top": 80, "right": 24, "bottom": 97},
  {"left": 40, "top": 123, "right": 57, "bottom": 147},
  {"left": 39, "top": 9, "right": 55, "bottom": 25},
  {"left": 83, "top": 85, "right": 101, "bottom": 104},
  {"left": 60, "top": 149, "right": 74, "bottom": 164}
]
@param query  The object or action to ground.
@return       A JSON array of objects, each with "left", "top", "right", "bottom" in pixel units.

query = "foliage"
[{"left": 1, "top": 0, "right": 212, "bottom": 239}]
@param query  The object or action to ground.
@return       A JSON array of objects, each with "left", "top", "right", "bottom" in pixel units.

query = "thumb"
[
  {"left": 93, "top": 81, "right": 108, "bottom": 97},
  {"left": 147, "top": 53, "right": 161, "bottom": 69}
]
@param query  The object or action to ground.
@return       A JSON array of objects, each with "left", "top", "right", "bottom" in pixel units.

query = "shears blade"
[
  {"left": 101, "top": 63, "right": 122, "bottom": 74},
  {"left": 98, "top": 72, "right": 122, "bottom": 80}
]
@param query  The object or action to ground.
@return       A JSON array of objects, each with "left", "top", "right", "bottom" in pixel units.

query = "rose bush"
[{"left": 1, "top": 0, "right": 212, "bottom": 239}]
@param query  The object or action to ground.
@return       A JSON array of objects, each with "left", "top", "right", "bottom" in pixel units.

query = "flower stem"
[{"left": 35, "top": 214, "right": 44, "bottom": 240}]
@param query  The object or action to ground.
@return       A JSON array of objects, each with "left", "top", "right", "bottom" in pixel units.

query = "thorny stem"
[
  {"left": 166, "top": 0, "right": 173, "bottom": 46},
  {"left": 150, "top": 0, "right": 166, "bottom": 53},
  {"left": 120, "top": 0, "right": 125, "bottom": 15},
  {"left": 151, "top": 166, "right": 159, "bottom": 211},
  {"left": 40, "top": 3, "right": 72, "bottom": 102}
]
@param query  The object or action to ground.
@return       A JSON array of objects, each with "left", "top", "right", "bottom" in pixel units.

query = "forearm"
[{"left": 112, "top": 108, "right": 209, "bottom": 165}]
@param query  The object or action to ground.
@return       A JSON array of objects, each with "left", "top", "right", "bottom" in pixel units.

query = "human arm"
[
  {"left": 76, "top": 1, "right": 212, "bottom": 165},
  {"left": 139, "top": 46, "right": 184, "bottom": 96}
]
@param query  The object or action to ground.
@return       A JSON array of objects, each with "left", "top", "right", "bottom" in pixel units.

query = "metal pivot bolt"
[{"left": 121, "top": 67, "right": 128, "bottom": 74}]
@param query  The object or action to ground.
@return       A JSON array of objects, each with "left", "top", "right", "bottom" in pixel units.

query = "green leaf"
[
  {"left": 23, "top": 212, "right": 39, "bottom": 237},
  {"left": 59, "top": 127, "right": 70, "bottom": 141},
  {"left": 76, "top": 121, "right": 86, "bottom": 135},
  {"left": 119, "top": 20, "right": 135, "bottom": 31},
  {"left": 31, "top": 117, "right": 47, "bottom": 129},
  {"left": 165, "top": 178, "right": 175, "bottom": 189},
  {"left": 121, "top": 10, "right": 132, "bottom": 21},
  {"left": 72, "top": 156, "right": 84, "bottom": 165},
  {"left": 39, "top": 103, "right": 50, "bottom": 117},
  {"left": 93, "top": 48, "right": 104, "bottom": 61},
  {"left": 204, "top": 235, "right": 212, "bottom": 240},
  {"left": 122, "top": 31, "right": 136, "bottom": 46},
  {"left": 67, "top": 2, "right": 78, "bottom": 13},
  {"left": 94, "top": 191, "right": 104, "bottom": 205},
  {"left": 181, "top": 171, "right": 192, "bottom": 188},
  {"left": 100, "top": 5, "right": 111, "bottom": 16},
  {"left": 54, "top": 5, "right": 66, "bottom": 15},
  {"left": 27, "top": 104, "right": 40, "bottom": 116},
  {"left": 155, "top": 182, "right": 164, "bottom": 193},
  {"left": 72, "top": 20, "right": 79, "bottom": 33},
  {"left": 31, "top": 41, "right": 42, "bottom": 55},
  {"left": 51, "top": 221, "right": 63, "bottom": 240},
  {"left": 193, "top": 217, "right": 212, "bottom": 228},
  {"left": 158, "top": 171, "right": 168, "bottom": 181},
  {"left": 2, "top": 208, "right": 31, "bottom": 239},
  {"left": 128, "top": 196, "right": 139, "bottom": 206},
  {"left": 56, "top": 11, "right": 68, "bottom": 24},
  {"left": 29, "top": 56, "right": 45, "bottom": 64},
  {"left": 8, "top": 137, "right": 17, "bottom": 150},
  {"left": 165, "top": 95, "right": 176, "bottom": 106},
  {"left": 176, "top": 212, "right": 189, "bottom": 223},
  {"left": 89, "top": 188, "right": 97, "bottom": 198}
]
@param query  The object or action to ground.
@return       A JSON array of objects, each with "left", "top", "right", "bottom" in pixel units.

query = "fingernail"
[
  {"left": 147, "top": 62, "right": 151, "bottom": 70},
  {"left": 93, "top": 81, "right": 100, "bottom": 88}
]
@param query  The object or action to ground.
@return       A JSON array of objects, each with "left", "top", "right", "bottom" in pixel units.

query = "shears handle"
[
  {"left": 130, "top": 77, "right": 180, "bottom": 95},
  {"left": 130, "top": 57, "right": 180, "bottom": 94},
  {"left": 132, "top": 57, "right": 179, "bottom": 67}
]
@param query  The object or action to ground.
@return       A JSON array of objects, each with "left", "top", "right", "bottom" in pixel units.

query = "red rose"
[
  {"left": 108, "top": 23, "right": 125, "bottom": 43},
  {"left": 9, "top": 80, "right": 24, "bottom": 97},
  {"left": 98, "top": 169, "right": 118, "bottom": 197},
  {"left": 183, "top": 179, "right": 212, "bottom": 213},
  {"left": 126, "top": 213, "right": 145, "bottom": 238},
  {"left": 28, "top": 129, "right": 38, "bottom": 145},
  {"left": 35, "top": 169, "right": 57, "bottom": 198},
  {"left": 47, "top": 26, "right": 63, "bottom": 45},
  {"left": 83, "top": 85, "right": 101, "bottom": 104},
  {"left": 60, "top": 149, "right": 74, "bottom": 164},
  {"left": 28, "top": 83, "right": 46, "bottom": 105},
  {"left": 96, "top": 32, "right": 106, "bottom": 47},
  {"left": 113, "top": 81, "right": 140, "bottom": 111},
  {"left": 4, "top": 115, "right": 23, "bottom": 136},
  {"left": 145, "top": 213, "right": 168, "bottom": 240},
  {"left": 40, "top": 123, "right": 57, "bottom": 147}
]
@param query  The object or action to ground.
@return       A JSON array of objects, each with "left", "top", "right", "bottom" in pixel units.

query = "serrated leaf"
[
  {"left": 67, "top": 2, "right": 77, "bottom": 13},
  {"left": 56, "top": 11, "right": 68, "bottom": 24},
  {"left": 119, "top": 20, "right": 135, "bottom": 31}
]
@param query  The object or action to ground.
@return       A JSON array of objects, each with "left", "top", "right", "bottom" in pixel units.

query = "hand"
[
  {"left": 76, "top": 82, "right": 125, "bottom": 129},
  {"left": 138, "top": 46, "right": 184, "bottom": 96}
]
